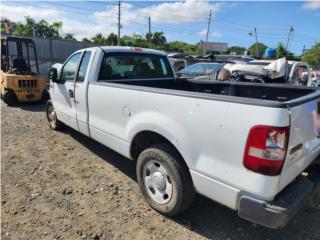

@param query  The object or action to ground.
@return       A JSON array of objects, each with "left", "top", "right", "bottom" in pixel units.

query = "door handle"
[{"left": 68, "top": 89, "right": 74, "bottom": 98}]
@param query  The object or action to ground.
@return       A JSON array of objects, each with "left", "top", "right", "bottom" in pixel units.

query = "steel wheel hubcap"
[
  {"left": 48, "top": 106, "right": 56, "bottom": 127},
  {"left": 143, "top": 160, "right": 173, "bottom": 204}
]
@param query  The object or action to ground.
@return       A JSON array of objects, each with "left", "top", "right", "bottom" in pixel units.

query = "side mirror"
[{"left": 48, "top": 67, "right": 59, "bottom": 83}]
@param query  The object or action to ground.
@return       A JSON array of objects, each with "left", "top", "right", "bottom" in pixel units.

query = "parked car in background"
[
  {"left": 310, "top": 71, "right": 320, "bottom": 87},
  {"left": 177, "top": 62, "right": 223, "bottom": 79},
  {"left": 225, "top": 56, "right": 255, "bottom": 64},
  {"left": 168, "top": 53, "right": 216, "bottom": 73},
  {"left": 219, "top": 58, "right": 313, "bottom": 86},
  {"left": 168, "top": 56, "right": 187, "bottom": 73}
]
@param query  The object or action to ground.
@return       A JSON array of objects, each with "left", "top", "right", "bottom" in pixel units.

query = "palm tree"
[
  {"left": 91, "top": 33, "right": 106, "bottom": 45},
  {"left": 152, "top": 32, "right": 166, "bottom": 46}
]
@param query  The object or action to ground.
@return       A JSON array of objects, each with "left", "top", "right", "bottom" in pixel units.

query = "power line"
[
  {"left": 28, "top": 2, "right": 94, "bottom": 16},
  {"left": 216, "top": 16, "right": 288, "bottom": 32},
  {"left": 89, "top": 1, "right": 117, "bottom": 5},
  {"left": 46, "top": 1, "right": 106, "bottom": 13},
  {"left": 20, "top": 1, "right": 315, "bottom": 52},
  {"left": 27, "top": 2, "right": 292, "bottom": 38},
  {"left": 24, "top": 1, "right": 297, "bottom": 38}
]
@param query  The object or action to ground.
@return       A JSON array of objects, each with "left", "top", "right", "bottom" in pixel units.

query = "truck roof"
[{"left": 85, "top": 46, "right": 167, "bottom": 56}]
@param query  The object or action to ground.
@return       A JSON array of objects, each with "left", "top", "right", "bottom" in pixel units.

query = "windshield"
[
  {"left": 5, "top": 39, "right": 38, "bottom": 74},
  {"left": 179, "top": 63, "right": 220, "bottom": 75}
]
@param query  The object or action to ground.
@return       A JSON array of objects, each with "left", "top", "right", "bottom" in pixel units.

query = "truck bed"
[{"left": 100, "top": 78, "right": 319, "bottom": 107}]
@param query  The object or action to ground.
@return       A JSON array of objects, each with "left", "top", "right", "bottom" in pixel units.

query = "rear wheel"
[
  {"left": 2, "top": 90, "right": 18, "bottom": 106},
  {"left": 136, "top": 144, "right": 195, "bottom": 216},
  {"left": 46, "top": 100, "right": 63, "bottom": 130}
]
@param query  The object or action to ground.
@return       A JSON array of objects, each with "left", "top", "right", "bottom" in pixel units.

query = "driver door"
[{"left": 51, "top": 52, "right": 82, "bottom": 130}]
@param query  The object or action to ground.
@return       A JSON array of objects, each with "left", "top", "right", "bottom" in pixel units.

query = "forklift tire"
[{"left": 2, "top": 90, "right": 18, "bottom": 106}]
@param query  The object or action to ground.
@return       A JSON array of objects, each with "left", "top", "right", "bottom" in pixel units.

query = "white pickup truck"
[{"left": 46, "top": 47, "right": 320, "bottom": 228}]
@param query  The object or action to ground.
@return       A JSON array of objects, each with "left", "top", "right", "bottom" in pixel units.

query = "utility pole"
[
  {"left": 148, "top": 16, "right": 151, "bottom": 48},
  {"left": 32, "top": 23, "right": 36, "bottom": 37},
  {"left": 117, "top": 0, "right": 121, "bottom": 46},
  {"left": 254, "top": 27, "right": 259, "bottom": 58},
  {"left": 3, "top": 19, "right": 11, "bottom": 34},
  {"left": 285, "top": 26, "right": 294, "bottom": 52},
  {"left": 203, "top": 10, "right": 212, "bottom": 54}
]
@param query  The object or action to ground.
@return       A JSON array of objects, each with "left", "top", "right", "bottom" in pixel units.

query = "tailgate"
[{"left": 279, "top": 98, "right": 320, "bottom": 191}]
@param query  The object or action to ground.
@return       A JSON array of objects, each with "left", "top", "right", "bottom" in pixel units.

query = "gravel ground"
[{"left": 1, "top": 101, "right": 320, "bottom": 240}]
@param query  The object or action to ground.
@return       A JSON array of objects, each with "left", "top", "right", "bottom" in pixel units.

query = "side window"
[
  {"left": 77, "top": 51, "right": 92, "bottom": 82},
  {"left": 61, "top": 53, "right": 81, "bottom": 82}
]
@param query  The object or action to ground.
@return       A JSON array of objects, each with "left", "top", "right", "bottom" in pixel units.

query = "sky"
[{"left": 1, "top": 0, "right": 320, "bottom": 54}]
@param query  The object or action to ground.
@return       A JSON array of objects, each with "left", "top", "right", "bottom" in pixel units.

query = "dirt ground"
[{"left": 1, "top": 101, "right": 320, "bottom": 240}]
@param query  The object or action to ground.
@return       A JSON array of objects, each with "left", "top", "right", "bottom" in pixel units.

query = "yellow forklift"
[{"left": 1, "top": 36, "right": 48, "bottom": 105}]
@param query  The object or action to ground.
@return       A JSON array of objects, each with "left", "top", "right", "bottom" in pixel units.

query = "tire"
[
  {"left": 2, "top": 90, "right": 18, "bottom": 106},
  {"left": 46, "top": 100, "right": 63, "bottom": 130},
  {"left": 40, "top": 89, "right": 50, "bottom": 103},
  {"left": 136, "top": 144, "right": 195, "bottom": 216},
  {"left": 308, "top": 164, "right": 320, "bottom": 209}
]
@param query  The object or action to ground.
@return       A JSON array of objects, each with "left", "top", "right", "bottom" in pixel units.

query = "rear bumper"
[{"left": 238, "top": 165, "right": 320, "bottom": 229}]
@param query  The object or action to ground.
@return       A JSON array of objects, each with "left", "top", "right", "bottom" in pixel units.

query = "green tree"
[
  {"left": 247, "top": 42, "right": 268, "bottom": 58},
  {"left": 106, "top": 33, "right": 118, "bottom": 46},
  {"left": 276, "top": 42, "right": 288, "bottom": 58},
  {"left": 302, "top": 42, "right": 320, "bottom": 67},
  {"left": 121, "top": 35, "right": 134, "bottom": 46},
  {"left": 151, "top": 32, "right": 166, "bottom": 46},
  {"left": 228, "top": 46, "right": 246, "bottom": 55},
  {"left": 91, "top": 33, "right": 106, "bottom": 45},
  {"left": 81, "top": 37, "right": 91, "bottom": 43},
  {"left": 64, "top": 33, "right": 76, "bottom": 41},
  {"left": 12, "top": 16, "right": 62, "bottom": 38}
]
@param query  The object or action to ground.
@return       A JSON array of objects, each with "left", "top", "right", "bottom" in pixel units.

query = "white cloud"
[
  {"left": 197, "top": 29, "right": 207, "bottom": 36},
  {"left": 1, "top": 4, "right": 62, "bottom": 22},
  {"left": 211, "top": 32, "right": 223, "bottom": 38},
  {"left": 1, "top": 3, "right": 121, "bottom": 39},
  {"left": 303, "top": 0, "right": 320, "bottom": 10},
  {"left": 198, "top": 29, "right": 222, "bottom": 38},
  {"left": 1, "top": 1, "right": 221, "bottom": 40},
  {"left": 139, "top": 0, "right": 220, "bottom": 24}
]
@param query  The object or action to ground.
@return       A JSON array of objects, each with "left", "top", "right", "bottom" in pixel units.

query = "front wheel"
[
  {"left": 136, "top": 144, "right": 195, "bottom": 216},
  {"left": 2, "top": 90, "right": 18, "bottom": 106},
  {"left": 46, "top": 100, "right": 63, "bottom": 130}
]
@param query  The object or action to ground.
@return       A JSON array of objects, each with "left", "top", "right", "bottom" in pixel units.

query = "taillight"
[
  {"left": 243, "top": 125, "right": 289, "bottom": 176},
  {"left": 134, "top": 47, "right": 142, "bottom": 52}
]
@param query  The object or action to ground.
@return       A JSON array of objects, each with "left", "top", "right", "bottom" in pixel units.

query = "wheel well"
[{"left": 130, "top": 131, "right": 185, "bottom": 164}]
